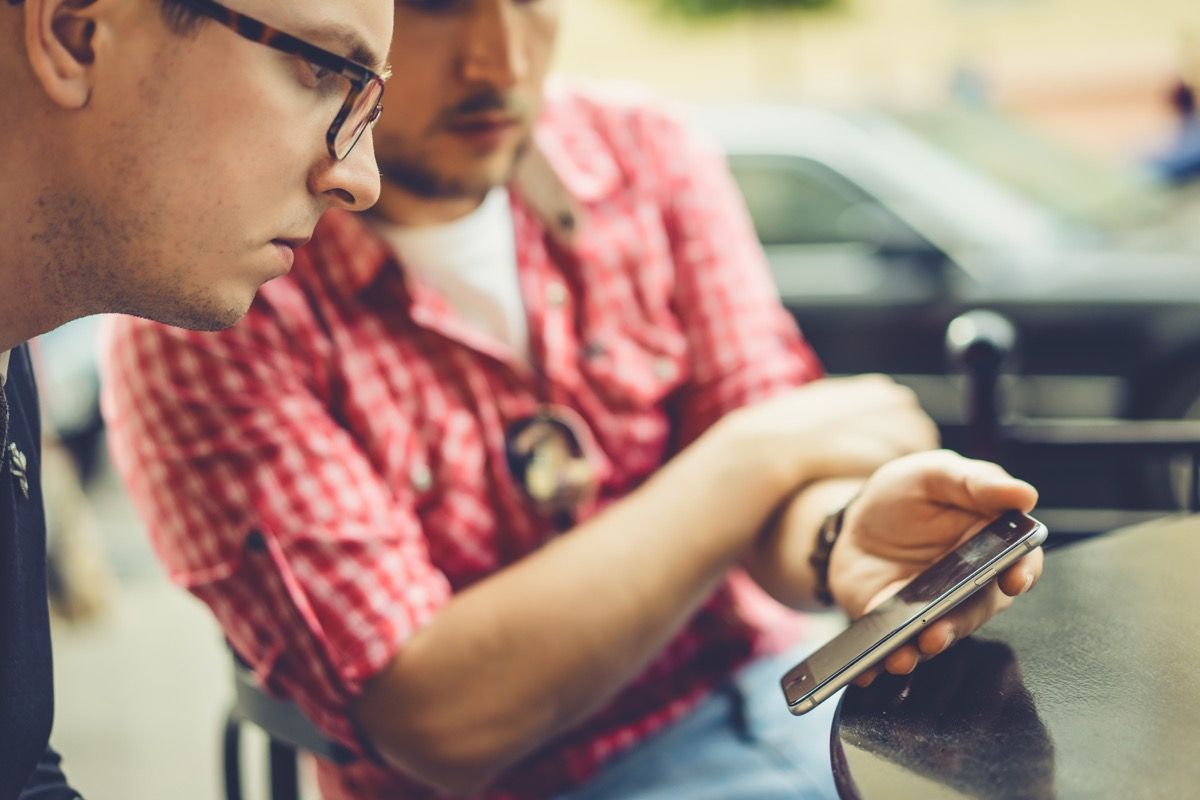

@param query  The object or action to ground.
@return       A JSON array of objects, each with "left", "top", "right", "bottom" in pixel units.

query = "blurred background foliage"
[
  {"left": 561, "top": 0, "right": 1200, "bottom": 164},
  {"left": 645, "top": 0, "right": 841, "bottom": 20}
]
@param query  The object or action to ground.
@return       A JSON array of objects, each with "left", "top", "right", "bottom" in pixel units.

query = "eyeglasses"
[
  {"left": 179, "top": 0, "right": 385, "bottom": 161},
  {"left": 505, "top": 406, "right": 599, "bottom": 531}
]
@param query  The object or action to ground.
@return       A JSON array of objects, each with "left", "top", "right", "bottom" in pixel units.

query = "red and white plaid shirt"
[{"left": 102, "top": 82, "right": 823, "bottom": 799}]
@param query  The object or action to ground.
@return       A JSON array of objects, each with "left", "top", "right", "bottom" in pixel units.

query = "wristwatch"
[{"left": 809, "top": 497, "right": 855, "bottom": 607}]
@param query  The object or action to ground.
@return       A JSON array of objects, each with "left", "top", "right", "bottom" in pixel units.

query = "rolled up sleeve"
[{"left": 101, "top": 294, "right": 451, "bottom": 750}]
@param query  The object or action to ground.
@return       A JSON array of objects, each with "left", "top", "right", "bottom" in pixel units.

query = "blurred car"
[{"left": 690, "top": 103, "right": 1200, "bottom": 427}]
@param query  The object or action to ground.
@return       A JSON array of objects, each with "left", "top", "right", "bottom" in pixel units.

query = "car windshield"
[{"left": 891, "top": 107, "right": 1171, "bottom": 240}]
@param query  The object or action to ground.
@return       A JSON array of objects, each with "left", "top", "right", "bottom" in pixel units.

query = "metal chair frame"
[
  {"left": 223, "top": 651, "right": 354, "bottom": 800},
  {"left": 948, "top": 310, "right": 1200, "bottom": 540}
]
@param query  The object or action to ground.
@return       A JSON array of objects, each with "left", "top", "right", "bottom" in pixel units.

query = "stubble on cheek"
[{"left": 16, "top": 32, "right": 261, "bottom": 329}]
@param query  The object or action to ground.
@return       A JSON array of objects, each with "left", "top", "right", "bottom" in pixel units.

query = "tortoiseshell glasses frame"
[{"left": 178, "top": 0, "right": 386, "bottom": 161}]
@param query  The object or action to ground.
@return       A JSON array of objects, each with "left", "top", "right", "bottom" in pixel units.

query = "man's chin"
[
  {"left": 191, "top": 302, "right": 254, "bottom": 332},
  {"left": 133, "top": 285, "right": 259, "bottom": 332}
]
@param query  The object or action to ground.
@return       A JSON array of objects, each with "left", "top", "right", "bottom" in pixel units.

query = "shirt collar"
[
  {"left": 314, "top": 94, "right": 623, "bottom": 297},
  {"left": 524, "top": 83, "right": 624, "bottom": 207},
  {"left": 0, "top": 349, "right": 10, "bottom": 388}
]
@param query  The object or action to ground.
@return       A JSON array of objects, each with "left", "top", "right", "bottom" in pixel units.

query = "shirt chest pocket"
[
  {"left": 577, "top": 323, "right": 691, "bottom": 481},
  {"left": 407, "top": 409, "right": 506, "bottom": 576},
  {"left": 580, "top": 322, "right": 690, "bottom": 411}
]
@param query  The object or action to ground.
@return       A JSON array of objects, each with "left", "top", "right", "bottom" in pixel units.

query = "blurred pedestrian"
[{"left": 1151, "top": 33, "right": 1200, "bottom": 183}]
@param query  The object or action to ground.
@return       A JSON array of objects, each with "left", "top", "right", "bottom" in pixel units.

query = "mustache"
[{"left": 438, "top": 89, "right": 528, "bottom": 124}]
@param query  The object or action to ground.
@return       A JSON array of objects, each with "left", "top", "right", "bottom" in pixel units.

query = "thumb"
[{"left": 917, "top": 452, "right": 1038, "bottom": 515}]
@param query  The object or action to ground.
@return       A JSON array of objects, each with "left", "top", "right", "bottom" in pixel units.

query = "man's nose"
[
  {"left": 460, "top": 1, "right": 529, "bottom": 90},
  {"left": 311, "top": 127, "right": 383, "bottom": 213}
]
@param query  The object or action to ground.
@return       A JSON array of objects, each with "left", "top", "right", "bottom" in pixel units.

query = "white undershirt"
[
  {"left": 0, "top": 350, "right": 10, "bottom": 388},
  {"left": 379, "top": 188, "right": 529, "bottom": 365}
]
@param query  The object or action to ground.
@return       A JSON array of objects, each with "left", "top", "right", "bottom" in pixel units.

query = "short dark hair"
[{"left": 5, "top": 0, "right": 203, "bottom": 34}]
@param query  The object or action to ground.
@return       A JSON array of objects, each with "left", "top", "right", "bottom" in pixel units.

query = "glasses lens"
[{"left": 334, "top": 79, "right": 384, "bottom": 160}]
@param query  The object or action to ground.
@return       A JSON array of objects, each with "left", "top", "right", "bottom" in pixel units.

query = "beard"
[
  {"left": 378, "top": 87, "right": 535, "bottom": 200},
  {"left": 378, "top": 136, "right": 532, "bottom": 201},
  {"left": 33, "top": 188, "right": 253, "bottom": 333}
]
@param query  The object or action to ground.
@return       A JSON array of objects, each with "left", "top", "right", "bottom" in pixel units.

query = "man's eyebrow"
[{"left": 290, "top": 21, "right": 387, "bottom": 72}]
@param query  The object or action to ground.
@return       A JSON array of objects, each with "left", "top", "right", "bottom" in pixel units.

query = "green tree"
[
  {"left": 650, "top": 0, "right": 840, "bottom": 19},
  {"left": 639, "top": 0, "right": 846, "bottom": 93}
]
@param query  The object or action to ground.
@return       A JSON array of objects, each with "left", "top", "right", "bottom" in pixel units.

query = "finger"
[
  {"left": 913, "top": 451, "right": 1039, "bottom": 515},
  {"left": 954, "top": 459, "right": 1039, "bottom": 514},
  {"left": 936, "top": 581, "right": 1014, "bottom": 643},
  {"left": 852, "top": 665, "right": 884, "bottom": 688},
  {"left": 839, "top": 373, "right": 913, "bottom": 401},
  {"left": 834, "top": 411, "right": 934, "bottom": 450},
  {"left": 805, "top": 374, "right": 914, "bottom": 412},
  {"left": 820, "top": 378, "right": 930, "bottom": 432},
  {"left": 917, "top": 414, "right": 942, "bottom": 450},
  {"left": 997, "top": 548, "right": 1044, "bottom": 597},
  {"left": 916, "top": 618, "right": 956, "bottom": 656},
  {"left": 890, "top": 412, "right": 941, "bottom": 454},
  {"left": 883, "top": 645, "right": 921, "bottom": 675}
]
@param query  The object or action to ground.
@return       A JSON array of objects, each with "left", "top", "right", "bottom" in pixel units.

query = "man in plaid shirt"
[{"left": 103, "top": 2, "right": 1044, "bottom": 798}]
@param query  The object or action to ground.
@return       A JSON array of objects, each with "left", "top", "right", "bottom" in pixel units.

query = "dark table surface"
[{"left": 832, "top": 514, "right": 1200, "bottom": 800}]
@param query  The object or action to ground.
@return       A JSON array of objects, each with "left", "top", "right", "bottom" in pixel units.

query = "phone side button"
[{"left": 973, "top": 568, "right": 998, "bottom": 586}]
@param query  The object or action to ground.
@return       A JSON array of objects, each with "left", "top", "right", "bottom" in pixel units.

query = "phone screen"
[{"left": 781, "top": 511, "right": 1046, "bottom": 713}]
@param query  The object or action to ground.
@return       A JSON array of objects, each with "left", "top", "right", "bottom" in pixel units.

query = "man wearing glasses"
[
  {"left": 0, "top": 0, "right": 391, "bottom": 797},
  {"left": 105, "top": 2, "right": 1044, "bottom": 798}
]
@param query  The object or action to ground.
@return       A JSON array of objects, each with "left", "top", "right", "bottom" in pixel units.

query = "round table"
[{"left": 831, "top": 514, "right": 1200, "bottom": 800}]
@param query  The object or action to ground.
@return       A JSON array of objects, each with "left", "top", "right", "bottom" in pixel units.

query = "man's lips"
[
  {"left": 442, "top": 114, "right": 521, "bottom": 151},
  {"left": 444, "top": 113, "right": 521, "bottom": 133},
  {"left": 270, "top": 236, "right": 310, "bottom": 272},
  {"left": 272, "top": 236, "right": 311, "bottom": 251}
]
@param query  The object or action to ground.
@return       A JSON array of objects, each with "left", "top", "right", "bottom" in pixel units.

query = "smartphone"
[{"left": 781, "top": 510, "right": 1048, "bottom": 715}]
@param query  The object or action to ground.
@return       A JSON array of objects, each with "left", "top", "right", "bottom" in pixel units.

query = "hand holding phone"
[
  {"left": 781, "top": 511, "right": 1048, "bottom": 715},
  {"left": 819, "top": 450, "right": 1043, "bottom": 682}
]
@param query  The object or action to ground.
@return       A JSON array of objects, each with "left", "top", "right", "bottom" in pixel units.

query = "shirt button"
[
  {"left": 583, "top": 340, "right": 607, "bottom": 361},
  {"left": 410, "top": 463, "right": 433, "bottom": 494},
  {"left": 653, "top": 358, "right": 677, "bottom": 383},
  {"left": 546, "top": 282, "right": 568, "bottom": 308}
]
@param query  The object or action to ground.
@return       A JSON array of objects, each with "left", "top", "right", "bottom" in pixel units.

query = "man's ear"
[{"left": 23, "top": 0, "right": 104, "bottom": 109}]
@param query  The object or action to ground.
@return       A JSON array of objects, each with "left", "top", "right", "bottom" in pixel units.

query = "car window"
[
  {"left": 893, "top": 106, "right": 1168, "bottom": 235},
  {"left": 728, "top": 154, "right": 930, "bottom": 252}
]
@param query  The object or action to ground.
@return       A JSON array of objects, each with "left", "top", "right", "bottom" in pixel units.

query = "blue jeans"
[{"left": 556, "top": 645, "right": 841, "bottom": 800}]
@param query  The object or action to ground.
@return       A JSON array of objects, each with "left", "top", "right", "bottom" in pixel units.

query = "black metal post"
[
  {"left": 945, "top": 310, "right": 1016, "bottom": 462},
  {"left": 268, "top": 739, "right": 300, "bottom": 800},
  {"left": 223, "top": 714, "right": 243, "bottom": 800},
  {"left": 1189, "top": 451, "right": 1199, "bottom": 513}
]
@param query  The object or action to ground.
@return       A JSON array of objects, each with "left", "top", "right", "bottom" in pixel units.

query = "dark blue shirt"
[{"left": 1, "top": 345, "right": 80, "bottom": 800}]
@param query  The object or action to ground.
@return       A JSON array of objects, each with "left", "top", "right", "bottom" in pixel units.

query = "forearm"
[
  {"left": 353, "top": 423, "right": 796, "bottom": 793},
  {"left": 741, "top": 478, "right": 863, "bottom": 611}
]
